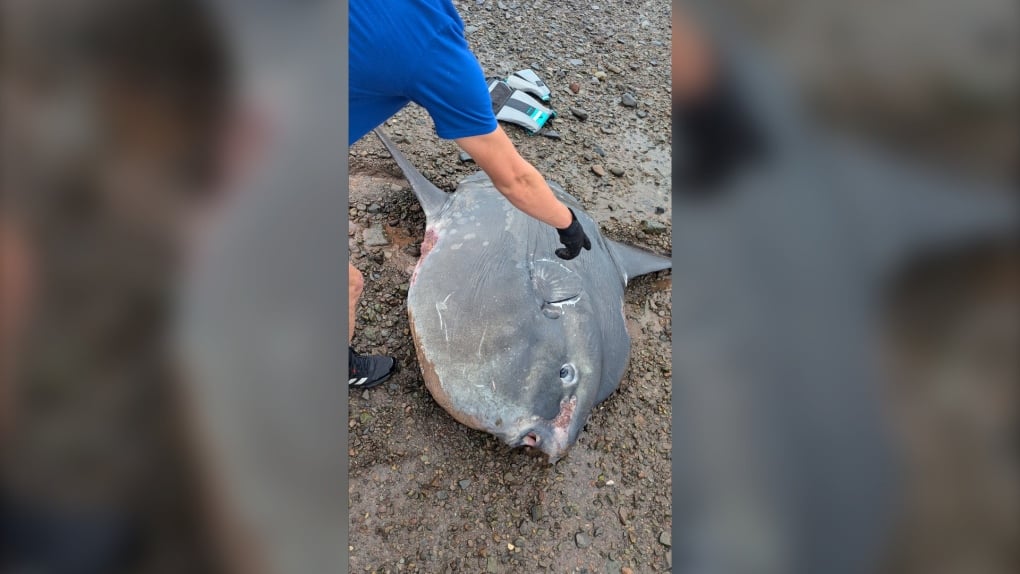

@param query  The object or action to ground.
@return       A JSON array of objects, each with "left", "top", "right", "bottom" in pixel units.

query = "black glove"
[{"left": 555, "top": 208, "right": 591, "bottom": 260}]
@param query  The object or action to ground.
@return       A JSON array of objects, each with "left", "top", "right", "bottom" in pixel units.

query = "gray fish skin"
[{"left": 376, "top": 131, "right": 670, "bottom": 463}]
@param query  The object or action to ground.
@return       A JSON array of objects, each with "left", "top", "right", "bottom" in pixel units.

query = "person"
[{"left": 347, "top": 0, "right": 592, "bottom": 389}]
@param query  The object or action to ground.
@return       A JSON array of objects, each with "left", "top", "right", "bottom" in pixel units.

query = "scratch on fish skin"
[
  {"left": 477, "top": 327, "right": 487, "bottom": 358},
  {"left": 436, "top": 292, "right": 453, "bottom": 342}
]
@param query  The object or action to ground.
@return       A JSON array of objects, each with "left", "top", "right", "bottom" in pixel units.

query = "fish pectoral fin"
[{"left": 531, "top": 259, "right": 582, "bottom": 306}]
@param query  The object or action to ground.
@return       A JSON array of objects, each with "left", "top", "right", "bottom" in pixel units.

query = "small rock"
[
  {"left": 570, "top": 107, "right": 589, "bottom": 121},
  {"left": 620, "top": 93, "right": 638, "bottom": 107},
  {"left": 459, "top": 151, "right": 474, "bottom": 163},
  {"left": 606, "top": 63, "right": 622, "bottom": 74},
  {"left": 605, "top": 560, "right": 622, "bottom": 574},
  {"left": 540, "top": 129, "right": 561, "bottom": 140},
  {"left": 486, "top": 555, "right": 498, "bottom": 573},
  {"left": 659, "top": 530, "right": 672, "bottom": 547},
  {"left": 621, "top": 568, "right": 634, "bottom": 574},
  {"left": 569, "top": 82, "right": 581, "bottom": 94},
  {"left": 617, "top": 507, "right": 629, "bottom": 525},
  {"left": 642, "top": 220, "right": 667, "bottom": 235},
  {"left": 569, "top": 59, "right": 583, "bottom": 66},
  {"left": 459, "top": 479, "right": 471, "bottom": 489},
  {"left": 654, "top": 206, "right": 665, "bottom": 215},
  {"left": 367, "top": 203, "right": 383, "bottom": 214},
  {"left": 531, "top": 504, "right": 544, "bottom": 521},
  {"left": 609, "top": 166, "right": 625, "bottom": 177},
  {"left": 575, "top": 532, "right": 591, "bottom": 549},
  {"left": 591, "top": 165, "right": 606, "bottom": 177},
  {"left": 594, "top": 71, "right": 606, "bottom": 81},
  {"left": 464, "top": 25, "right": 479, "bottom": 34},
  {"left": 636, "top": 109, "right": 648, "bottom": 118},
  {"left": 594, "top": 145, "right": 606, "bottom": 157},
  {"left": 363, "top": 226, "right": 390, "bottom": 246}
]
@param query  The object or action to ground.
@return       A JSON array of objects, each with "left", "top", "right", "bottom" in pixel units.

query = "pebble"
[
  {"left": 367, "top": 203, "right": 383, "bottom": 213},
  {"left": 620, "top": 93, "right": 638, "bottom": 107},
  {"left": 594, "top": 71, "right": 606, "bottom": 81},
  {"left": 621, "top": 568, "right": 634, "bottom": 574},
  {"left": 606, "top": 63, "right": 622, "bottom": 74},
  {"left": 658, "top": 530, "right": 671, "bottom": 547},
  {"left": 609, "top": 166, "right": 625, "bottom": 177},
  {"left": 636, "top": 109, "right": 648, "bottom": 118},
  {"left": 642, "top": 220, "right": 667, "bottom": 235},
  {"left": 654, "top": 206, "right": 665, "bottom": 215},
  {"left": 531, "top": 505, "right": 544, "bottom": 521},
  {"left": 540, "top": 129, "right": 561, "bottom": 140},
  {"left": 570, "top": 107, "right": 589, "bottom": 121},
  {"left": 459, "top": 479, "right": 471, "bottom": 489},
  {"left": 363, "top": 226, "right": 390, "bottom": 246},
  {"left": 459, "top": 151, "right": 474, "bottom": 163},
  {"left": 591, "top": 165, "right": 606, "bottom": 177},
  {"left": 465, "top": 25, "right": 479, "bottom": 34},
  {"left": 569, "top": 82, "right": 581, "bottom": 94},
  {"left": 569, "top": 59, "right": 584, "bottom": 66},
  {"left": 575, "top": 532, "right": 590, "bottom": 549},
  {"left": 606, "top": 560, "right": 622, "bottom": 574}
]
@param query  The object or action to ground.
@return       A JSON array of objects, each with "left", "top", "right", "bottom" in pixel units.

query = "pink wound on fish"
[
  {"left": 551, "top": 395, "right": 577, "bottom": 431},
  {"left": 411, "top": 227, "right": 439, "bottom": 286}
]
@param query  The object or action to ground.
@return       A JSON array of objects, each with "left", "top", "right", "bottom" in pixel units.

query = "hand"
[{"left": 555, "top": 209, "right": 592, "bottom": 260}]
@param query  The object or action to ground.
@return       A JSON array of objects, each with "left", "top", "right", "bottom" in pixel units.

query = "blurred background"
[
  {"left": 724, "top": 2, "right": 1018, "bottom": 573},
  {"left": 3, "top": 0, "right": 234, "bottom": 571},
  {"left": 673, "top": 1, "right": 1017, "bottom": 574}
]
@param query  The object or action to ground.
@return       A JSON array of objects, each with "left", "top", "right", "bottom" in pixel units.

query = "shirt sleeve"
[{"left": 407, "top": 23, "right": 499, "bottom": 140}]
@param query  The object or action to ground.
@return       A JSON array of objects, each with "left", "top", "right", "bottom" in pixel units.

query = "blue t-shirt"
[{"left": 349, "top": 0, "right": 498, "bottom": 145}]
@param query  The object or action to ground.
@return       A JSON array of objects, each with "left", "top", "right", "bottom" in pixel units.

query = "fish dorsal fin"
[
  {"left": 606, "top": 240, "right": 672, "bottom": 284},
  {"left": 373, "top": 129, "right": 450, "bottom": 219}
]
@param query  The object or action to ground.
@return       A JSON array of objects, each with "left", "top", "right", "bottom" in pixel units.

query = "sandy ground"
[{"left": 346, "top": 1, "right": 673, "bottom": 572}]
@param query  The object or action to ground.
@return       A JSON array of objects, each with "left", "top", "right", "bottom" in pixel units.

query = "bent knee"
[{"left": 349, "top": 264, "right": 364, "bottom": 297}]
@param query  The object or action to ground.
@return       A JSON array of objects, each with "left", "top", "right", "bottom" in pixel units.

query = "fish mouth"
[
  {"left": 510, "top": 395, "right": 579, "bottom": 463},
  {"left": 513, "top": 427, "right": 570, "bottom": 464}
]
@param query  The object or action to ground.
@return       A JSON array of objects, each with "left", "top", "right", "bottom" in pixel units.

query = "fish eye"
[{"left": 559, "top": 364, "right": 577, "bottom": 385}]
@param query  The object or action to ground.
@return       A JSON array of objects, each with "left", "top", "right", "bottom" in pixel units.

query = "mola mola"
[{"left": 373, "top": 129, "right": 670, "bottom": 463}]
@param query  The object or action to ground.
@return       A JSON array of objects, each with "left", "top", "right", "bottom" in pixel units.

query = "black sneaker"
[{"left": 348, "top": 347, "right": 397, "bottom": 389}]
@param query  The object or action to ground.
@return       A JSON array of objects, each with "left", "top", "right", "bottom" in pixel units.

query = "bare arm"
[{"left": 455, "top": 127, "right": 572, "bottom": 229}]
